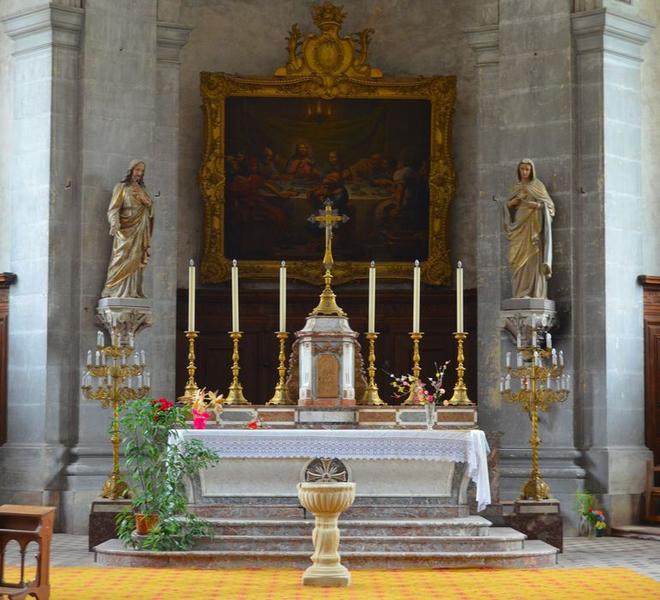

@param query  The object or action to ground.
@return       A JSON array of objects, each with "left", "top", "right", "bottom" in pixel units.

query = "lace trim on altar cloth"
[{"left": 174, "top": 429, "right": 491, "bottom": 511}]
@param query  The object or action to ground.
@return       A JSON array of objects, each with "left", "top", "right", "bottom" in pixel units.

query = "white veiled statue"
[
  {"left": 499, "top": 159, "right": 555, "bottom": 299},
  {"left": 101, "top": 160, "right": 154, "bottom": 298}
]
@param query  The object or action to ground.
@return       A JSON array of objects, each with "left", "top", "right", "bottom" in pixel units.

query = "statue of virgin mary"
[{"left": 499, "top": 159, "right": 555, "bottom": 299}]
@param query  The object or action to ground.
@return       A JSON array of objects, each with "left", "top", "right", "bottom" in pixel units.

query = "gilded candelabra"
[
  {"left": 361, "top": 332, "right": 385, "bottom": 406},
  {"left": 225, "top": 331, "right": 249, "bottom": 405},
  {"left": 448, "top": 332, "right": 472, "bottom": 405},
  {"left": 403, "top": 332, "right": 423, "bottom": 405},
  {"left": 81, "top": 333, "right": 150, "bottom": 499},
  {"left": 267, "top": 331, "right": 291, "bottom": 405},
  {"left": 178, "top": 330, "right": 199, "bottom": 403},
  {"left": 501, "top": 344, "right": 570, "bottom": 500}
]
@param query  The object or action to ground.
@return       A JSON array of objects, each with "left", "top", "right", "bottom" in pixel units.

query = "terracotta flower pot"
[{"left": 135, "top": 513, "right": 159, "bottom": 535}]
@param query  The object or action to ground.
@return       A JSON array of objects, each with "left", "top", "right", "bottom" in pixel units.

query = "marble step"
[
  {"left": 95, "top": 539, "right": 558, "bottom": 570},
  {"left": 207, "top": 516, "right": 492, "bottom": 537},
  {"left": 192, "top": 503, "right": 466, "bottom": 520},
  {"left": 195, "top": 528, "right": 526, "bottom": 553}
]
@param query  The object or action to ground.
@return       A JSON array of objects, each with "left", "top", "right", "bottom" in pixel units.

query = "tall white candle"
[
  {"left": 368, "top": 261, "right": 376, "bottom": 333},
  {"left": 188, "top": 259, "right": 196, "bottom": 331},
  {"left": 412, "top": 260, "right": 420, "bottom": 333},
  {"left": 279, "top": 261, "right": 287, "bottom": 332},
  {"left": 456, "top": 260, "right": 464, "bottom": 333},
  {"left": 231, "top": 259, "right": 239, "bottom": 332}
]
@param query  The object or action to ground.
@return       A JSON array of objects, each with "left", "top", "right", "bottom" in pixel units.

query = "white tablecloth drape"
[{"left": 175, "top": 429, "right": 491, "bottom": 511}]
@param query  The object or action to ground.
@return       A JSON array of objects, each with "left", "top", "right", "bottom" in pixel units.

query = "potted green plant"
[
  {"left": 576, "top": 490, "right": 608, "bottom": 537},
  {"left": 116, "top": 397, "right": 219, "bottom": 550}
]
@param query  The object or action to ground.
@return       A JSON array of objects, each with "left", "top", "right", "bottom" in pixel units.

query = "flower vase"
[
  {"left": 596, "top": 528, "right": 605, "bottom": 537},
  {"left": 578, "top": 515, "right": 593, "bottom": 538},
  {"left": 424, "top": 402, "right": 436, "bottom": 430}
]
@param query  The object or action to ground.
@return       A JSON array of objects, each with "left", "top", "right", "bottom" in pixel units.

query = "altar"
[{"left": 175, "top": 428, "right": 491, "bottom": 514}]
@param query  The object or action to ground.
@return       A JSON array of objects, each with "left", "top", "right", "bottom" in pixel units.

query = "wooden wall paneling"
[
  {"left": 0, "top": 273, "right": 17, "bottom": 446},
  {"left": 176, "top": 284, "right": 477, "bottom": 406},
  {"left": 639, "top": 275, "right": 660, "bottom": 464}
]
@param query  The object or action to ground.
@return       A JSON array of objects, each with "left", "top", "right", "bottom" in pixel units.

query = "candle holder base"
[
  {"left": 267, "top": 384, "right": 290, "bottom": 406},
  {"left": 101, "top": 476, "right": 130, "bottom": 500},
  {"left": 267, "top": 331, "right": 292, "bottom": 405},
  {"left": 520, "top": 476, "right": 552, "bottom": 501},
  {"left": 402, "top": 332, "right": 423, "bottom": 406},
  {"left": 225, "top": 382, "right": 249, "bottom": 405},
  {"left": 361, "top": 383, "right": 385, "bottom": 406},
  {"left": 448, "top": 332, "right": 473, "bottom": 406}
]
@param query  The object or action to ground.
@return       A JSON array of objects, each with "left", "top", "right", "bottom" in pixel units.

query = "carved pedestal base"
[
  {"left": 297, "top": 482, "right": 356, "bottom": 587},
  {"left": 97, "top": 297, "right": 153, "bottom": 339}
]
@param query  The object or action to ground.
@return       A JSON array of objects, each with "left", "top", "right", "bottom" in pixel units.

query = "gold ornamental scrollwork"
[{"left": 199, "top": 1, "right": 456, "bottom": 285}]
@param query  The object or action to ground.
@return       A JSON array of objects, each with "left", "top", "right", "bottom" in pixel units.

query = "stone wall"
[{"left": 640, "top": 0, "right": 660, "bottom": 275}]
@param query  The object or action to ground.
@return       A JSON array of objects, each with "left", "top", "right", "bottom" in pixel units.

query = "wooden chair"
[
  {"left": 645, "top": 461, "right": 660, "bottom": 523},
  {"left": 0, "top": 505, "right": 55, "bottom": 600}
]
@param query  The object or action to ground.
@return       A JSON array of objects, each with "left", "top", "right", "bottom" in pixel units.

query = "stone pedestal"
[
  {"left": 97, "top": 297, "right": 153, "bottom": 339},
  {"left": 504, "top": 499, "right": 563, "bottom": 551},
  {"left": 297, "top": 482, "right": 356, "bottom": 587},
  {"left": 88, "top": 498, "right": 131, "bottom": 551},
  {"left": 500, "top": 298, "right": 557, "bottom": 343}
]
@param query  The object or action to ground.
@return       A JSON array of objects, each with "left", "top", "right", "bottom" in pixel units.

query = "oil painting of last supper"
[{"left": 224, "top": 96, "right": 431, "bottom": 263}]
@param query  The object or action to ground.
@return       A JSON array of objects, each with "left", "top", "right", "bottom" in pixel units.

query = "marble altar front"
[{"left": 175, "top": 429, "right": 491, "bottom": 514}]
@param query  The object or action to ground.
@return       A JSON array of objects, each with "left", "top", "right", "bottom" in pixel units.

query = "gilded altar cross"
[
  {"left": 308, "top": 199, "right": 349, "bottom": 270},
  {"left": 307, "top": 199, "right": 349, "bottom": 316}
]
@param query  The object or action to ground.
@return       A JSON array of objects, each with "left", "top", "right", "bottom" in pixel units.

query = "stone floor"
[{"left": 4, "top": 534, "right": 660, "bottom": 580}]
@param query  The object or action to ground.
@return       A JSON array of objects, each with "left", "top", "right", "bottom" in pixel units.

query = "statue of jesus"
[{"left": 101, "top": 160, "right": 154, "bottom": 298}]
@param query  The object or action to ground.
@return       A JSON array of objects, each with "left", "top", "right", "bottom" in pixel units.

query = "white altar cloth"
[{"left": 176, "top": 429, "right": 491, "bottom": 511}]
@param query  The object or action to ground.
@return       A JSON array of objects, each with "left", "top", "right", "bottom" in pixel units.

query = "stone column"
[
  {"left": 572, "top": 7, "right": 654, "bottom": 525},
  {"left": 0, "top": 3, "right": 84, "bottom": 518},
  {"left": 151, "top": 21, "right": 191, "bottom": 400},
  {"left": 470, "top": 2, "right": 588, "bottom": 529},
  {"left": 465, "top": 22, "right": 503, "bottom": 450}
]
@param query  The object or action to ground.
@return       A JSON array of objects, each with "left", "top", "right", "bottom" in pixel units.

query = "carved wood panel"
[
  {"left": 640, "top": 275, "right": 660, "bottom": 464},
  {"left": 176, "top": 284, "right": 477, "bottom": 405},
  {"left": 0, "top": 273, "right": 17, "bottom": 446}
]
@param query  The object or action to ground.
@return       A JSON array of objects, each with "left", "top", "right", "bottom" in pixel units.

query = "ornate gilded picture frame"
[{"left": 199, "top": 2, "right": 455, "bottom": 285}]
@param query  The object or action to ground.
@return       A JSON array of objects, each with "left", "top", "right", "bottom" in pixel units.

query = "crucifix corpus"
[{"left": 307, "top": 199, "right": 349, "bottom": 316}]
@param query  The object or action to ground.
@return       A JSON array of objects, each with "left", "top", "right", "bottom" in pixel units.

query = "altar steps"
[
  {"left": 205, "top": 516, "right": 491, "bottom": 538},
  {"left": 95, "top": 512, "right": 560, "bottom": 569},
  {"left": 196, "top": 528, "right": 526, "bottom": 553},
  {"left": 192, "top": 502, "right": 468, "bottom": 520},
  {"left": 94, "top": 538, "right": 558, "bottom": 569}
]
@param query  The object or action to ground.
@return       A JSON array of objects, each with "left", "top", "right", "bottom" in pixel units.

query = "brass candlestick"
[
  {"left": 403, "top": 332, "right": 423, "bottom": 405},
  {"left": 448, "top": 332, "right": 472, "bottom": 405},
  {"left": 178, "top": 330, "right": 199, "bottom": 403},
  {"left": 225, "top": 330, "right": 249, "bottom": 405},
  {"left": 361, "top": 332, "right": 386, "bottom": 406},
  {"left": 502, "top": 347, "right": 569, "bottom": 500},
  {"left": 82, "top": 342, "right": 150, "bottom": 499},
  {"left": 267, "top": 331, "right": 291, "bottom": 405}
]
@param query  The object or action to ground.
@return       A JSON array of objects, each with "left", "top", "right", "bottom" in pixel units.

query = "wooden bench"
[{"left": 0, "top": 505, "right": 55, "bottom": 600}]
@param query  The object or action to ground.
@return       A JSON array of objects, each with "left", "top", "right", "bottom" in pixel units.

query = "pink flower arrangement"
[
  {"left": 389, "top": 361, "right": 450, "bottom": 405},
  {"left": 192, "top": 408, "right": 210, "bottom": 430}
]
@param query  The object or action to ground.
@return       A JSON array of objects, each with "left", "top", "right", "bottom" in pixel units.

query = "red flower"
[
  {"left": 247, "top": 420, "right": 258, "bottom": 430},
  {"left": 157, "top": 397, "right": 173, "bottom": 411}
]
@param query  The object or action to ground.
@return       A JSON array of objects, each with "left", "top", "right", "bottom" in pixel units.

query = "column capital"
[
  {"left": 156, "top": 21, "right": 192, "bottom": 64},
  {"left": 465, "top": 25, "right": 499, "bottom": 67},
  {"left": 2, "top": 4, "right": 83, "bottom": 56},
  {"left": 572, "top": 8, "right": 653, "bottom": 61}
]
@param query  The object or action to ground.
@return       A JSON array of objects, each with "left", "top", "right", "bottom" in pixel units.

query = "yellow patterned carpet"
[{"left": 3, "top": 567, "right": 659, "bottom": 599}]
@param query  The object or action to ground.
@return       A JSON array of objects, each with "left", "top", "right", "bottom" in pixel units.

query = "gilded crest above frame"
[{"left": 199, "top": 1, "right": 456, "bottom": 285}]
